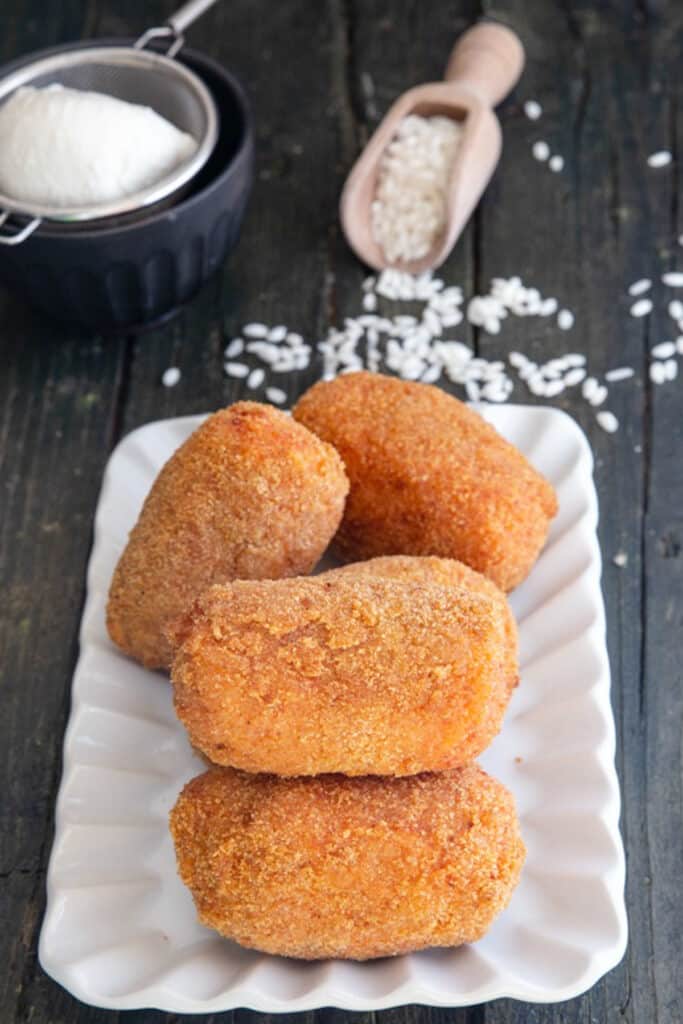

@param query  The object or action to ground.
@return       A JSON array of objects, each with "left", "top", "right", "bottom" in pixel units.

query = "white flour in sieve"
[{"left": 0, "top": 84, "right": 198, "bottom": 207}]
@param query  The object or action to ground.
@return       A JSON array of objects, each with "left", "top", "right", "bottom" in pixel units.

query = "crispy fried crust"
[
  {"left": 106, "top": 403, "right": 349, "bottom": 669},
  {"left": 170, "top": 574, "right": 508, "bottom": 776},
  {"left": 293, "top": 372, "right": 558, "bottom": 591},
  {"left": 169, "top": 764, "right": 526, "bottom": 960},
  {"left": 324, "top": 555, "right": 518, "bottom": 761}
]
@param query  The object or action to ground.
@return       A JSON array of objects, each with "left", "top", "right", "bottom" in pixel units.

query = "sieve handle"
[
  {"left": 136, "top": 0, "right": 219, "bottom": 58},
  {"left": 0, "top": 211, "right": 41, "bottom": 246},
  {"left": 167, "top": 0, "right": 219, "bottom": 36}
]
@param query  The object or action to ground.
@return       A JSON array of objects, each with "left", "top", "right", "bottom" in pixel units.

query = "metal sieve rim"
[{"left": 0, "top": 45, "right": 219, "bottom": 223}]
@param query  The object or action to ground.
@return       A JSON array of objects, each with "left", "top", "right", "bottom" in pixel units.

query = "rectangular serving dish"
[{"left": 39, "top": 405, "right": 627, "bottom": 1012}]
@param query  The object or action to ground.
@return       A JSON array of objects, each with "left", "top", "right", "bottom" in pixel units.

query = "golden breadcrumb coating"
[
  {"left": 106, "top": 403, "right": 349, "bottom": 669},
  {"left": 169, "top": 764, "right": 526, "bottom": 960},
  {"left": 323, "top": 555, "right": 518, "bottom": 760},
  {"left": 293, "top": 372, "right": 558, "bottom": 591},
  {"left": 170, "top": 574, "right": 508, "bottom": 776}
]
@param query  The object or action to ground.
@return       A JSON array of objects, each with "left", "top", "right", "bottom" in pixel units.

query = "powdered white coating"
[
  {"left": 371, "top": 114, "right": 463, "bottom": 264},
  {"left": 0, "top": 84, "right": 197, "bottom": 207}
]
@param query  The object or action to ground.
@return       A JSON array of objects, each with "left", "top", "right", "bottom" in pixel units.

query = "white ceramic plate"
[{"left": 39, "top": 405, "right": 627, "bottom": 1012}]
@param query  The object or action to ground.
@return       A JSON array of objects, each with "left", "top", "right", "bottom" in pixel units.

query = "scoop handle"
[{"left": 444, "top": 23, "right": 525, "bottom": 108}]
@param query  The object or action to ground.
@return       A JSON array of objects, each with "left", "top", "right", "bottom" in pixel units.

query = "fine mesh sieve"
[{"left": 0, "top": 0, "right": 219, "bottom": 244}]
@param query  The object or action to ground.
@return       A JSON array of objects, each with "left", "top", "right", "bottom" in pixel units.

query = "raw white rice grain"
[
  {"left": 613, "top": 551, "right": 628, "bottom": 567},
  {"left": 566, "top": 353, "right": 586, "bottom": 366},
  {"left": 363, "top": 292, "right": 378, "bottom": 312},
  {"left": 649, "top": 361, "right": 666, "bottom": 384},
  {"left": 509, "top": 351, "right": 528, "bottom": 367},
  {"left": 247, "top": 367, "right": 265, "bottom": 390},
  {"left": 596, "top": 411, "right": 619, "bottom": 433},
  {"left": 224, "top": 337, "right": 244, "bottom": 358},
  {"left": 549, "top": 154, "right": 564, "bottom": 172},
  {"left": 161, "top": 366, "right": 180, "bottom": 387},
  {"left": 532, "top": 140, "right": 550, "bottom": 161},
  {"left": 664, "top": 358, "right": 678, "bottom": 380},
  {"left": 630, "top": 298, "right": 653, "bottom": 317},
  {"left": 544, "top": 378, "right": 566, "bottom": 397},
  {"left": 465, "top": 380, "right": 481, "bottom": 402},
  {"left": 588, "top": 384, "right": 608, "bottom": 406},
  {"left": 266, "top": 386, "right": 287, "bottom": 404},
  {"left": 246, "top": 341, "right": 280, "bottom": 362},
  {"left": 371, "top": 115, "right": 463, "bottom": 264},
  {"left": 648, "top": 150, "right": 672, "bottom": 168},
  {"left": 420, "top": 363, "right": 442, "bottom": 384},
  {"left": 540, "top": 297, "right": 559, "bottom": 315},
  {"left": 582, "top": 376, "right": 599, "bottom": 400},
  {"left": 286, "top": 332, "right": 304, "bottom": 347},
  {"left": 652, "top": 341, "right": 676, "bottom": 359},
  {"left": 557, "top": 309, "right": 574, "bottom": 330},
  {"left": 628, "top": 278, "right": 652, "bottom": 296},
  {"left": 605, "top": 366, "right": 635, "bottom": 382},
  {"left": 564, "top": 367, "right": 587, "bottom": 386},
  {"left": 243, "top": 322, "right": 268, "bottom": 338},
  {"left": 268, "top": 325, "right": 288, "bottom": 342},
  {"left": 524, "top": 100, "right": 543, "bottom": 120},
  {"left": 677, "top": 336, "right": 683, "bottom": 355},
  {"left": 662, "top": 271, "right": 683, "bottom": 287},
  {"left": 668, "top": 300, "right": 683, "bottom": 320},
  {"left": 224, "top": 361, "right": 249, "bottom": 378}
]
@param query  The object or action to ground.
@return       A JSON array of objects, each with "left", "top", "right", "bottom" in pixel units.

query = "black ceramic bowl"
[{"left": 0, "top": 42, "right": 254, "bottom": 333}]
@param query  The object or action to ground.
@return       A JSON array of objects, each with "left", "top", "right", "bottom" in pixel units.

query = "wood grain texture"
[{"left": 0, "top": 0, "right": 682, "bottom": 1022}]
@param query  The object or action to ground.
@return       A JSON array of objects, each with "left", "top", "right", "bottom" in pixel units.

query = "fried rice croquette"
[
  {"left": 323, "top": 555, "right": 518, "bottom": 761},
  {"left": 169, "top": 764, "right": 526, "bottom": 960},
  {"left": 169, "top": 574, "right": 510, "bottom": 776},
  {"left": 293, "top": 372, "right": 558, "bottom": 591},
  {"left": 107, "top": 403, "right": 349, "bottom": 669}
]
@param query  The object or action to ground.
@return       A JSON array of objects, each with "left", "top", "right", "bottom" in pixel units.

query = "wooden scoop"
[{"left": 340, "top": 22, "right": 525, "bottom": 274}]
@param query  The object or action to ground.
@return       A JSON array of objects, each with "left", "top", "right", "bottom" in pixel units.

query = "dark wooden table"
[{"left": 2, "top": 1, "right": 682, "bottom": 1022}]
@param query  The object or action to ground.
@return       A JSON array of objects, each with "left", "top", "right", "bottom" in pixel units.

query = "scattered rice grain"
[
  {"left": 557, "top": 309, "right": 574, "bottom": 330},
  {"left": 548, "top": 155, "right": 564, "bottom": 172},
  {"left": 224, "top": 338, "right": 244, "bottom": 358},
  {"left": 243, "top": 322, "right": 268, "bottom": 338},
  {"left": 532, "top": 140, "right": 550, "bottom": 161},
  {"left": 247, "top": 368, "right": 265, "bottom": 390},
  {"left": 628, "top": 278, "right": 652, "bottom": 296},
  {"left": 648, "top": 150, "right": 673, "bottom": 168},
  {"left": 597, "top": 410, "right": 619, "bottom": 433},
  {"left": 605, "top": 367, "right": 635, "bottom": 382},
  {"left": 161, "top": 367, "right": 180, "bottom": 388},
  {"left": 265, "top": 386, "right": 287, "bottom": 404},
  {"left": 224, "top": 361, "right": 249, "bottom": 378},
  {"left": 662, "top": 271, "right": 683, "bottom": 287},
  {"left": 630, "top": 298, "right": 653, "bottom": 317},
  {"left": 652, "top": 341, "right": 676, "bottom": 359},
  {"left": 524, "top": 100, "right": 542, "bottom": 120}
]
